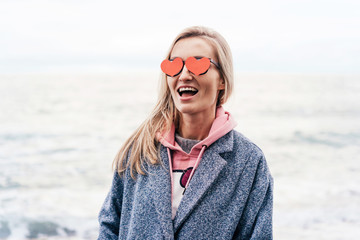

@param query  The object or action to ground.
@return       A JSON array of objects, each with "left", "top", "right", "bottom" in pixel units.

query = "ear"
[{"left": 218, "top": 78, "right": 225, "bottom": 90}]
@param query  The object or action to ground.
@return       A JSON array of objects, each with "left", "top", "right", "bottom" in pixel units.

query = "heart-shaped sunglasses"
[{"left": 161, "top": 56, "right": 220, "bottom": 77}]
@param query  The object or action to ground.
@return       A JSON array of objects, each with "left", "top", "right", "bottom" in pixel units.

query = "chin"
[
  {"left": 176, "top": 106, "right": 197, "bottom": 115},
  {"left": 175, "top": 103, "right": 215, "bottom": 117}
]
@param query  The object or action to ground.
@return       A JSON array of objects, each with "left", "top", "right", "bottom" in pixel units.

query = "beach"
[{"left": 0, "top": 72, "right": 359, "bottom": 239}]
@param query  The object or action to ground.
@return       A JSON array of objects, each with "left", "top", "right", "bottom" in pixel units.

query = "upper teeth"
[{"left": 178, "top": 87, "right": 197, "bottom": 92}]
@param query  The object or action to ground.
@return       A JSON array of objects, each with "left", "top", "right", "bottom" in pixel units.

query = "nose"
[{"left": 178, "top": 65, "right": 193, "bottom": 81}]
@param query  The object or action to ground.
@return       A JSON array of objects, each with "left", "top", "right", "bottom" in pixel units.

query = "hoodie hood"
[
  {"left": 158, "top": 106, "right": 237, "bottom": 152},
  {"left": 157, "top": 106, "right": 237, "bottom": 219}
]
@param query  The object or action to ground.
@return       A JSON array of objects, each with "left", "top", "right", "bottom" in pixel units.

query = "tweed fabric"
[{"left": 98, "top": 130, "right": 273, "bottom": 240}]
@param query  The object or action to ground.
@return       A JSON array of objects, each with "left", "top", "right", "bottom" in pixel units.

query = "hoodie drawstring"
[{"left": 182, "top": 144, "right": 207, "bottom": 195}]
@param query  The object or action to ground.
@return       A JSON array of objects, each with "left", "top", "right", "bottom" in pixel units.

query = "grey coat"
[{"left": 98, "top": 130, "right": 273, "bottom": 239}]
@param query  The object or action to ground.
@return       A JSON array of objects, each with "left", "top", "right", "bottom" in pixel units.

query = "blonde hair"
[{"left": 113, "top": 26, "right": 234, "bottom": 178}]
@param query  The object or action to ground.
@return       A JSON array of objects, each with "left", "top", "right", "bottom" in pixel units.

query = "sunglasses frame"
[{"left": 162, "top": 56, "right": 220, "bottom": 77}]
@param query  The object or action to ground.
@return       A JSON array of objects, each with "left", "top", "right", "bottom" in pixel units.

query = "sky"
[{"left": 0, "top": 0, "right": 359, "bottom": 74}]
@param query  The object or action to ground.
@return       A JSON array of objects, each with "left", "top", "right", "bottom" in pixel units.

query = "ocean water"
[{"left": 0, "top": 72, "right": 359, "bottom": 239}]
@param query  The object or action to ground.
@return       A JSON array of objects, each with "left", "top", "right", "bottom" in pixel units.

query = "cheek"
[
  {"left": 166, "top": 77, "right": 173, "bottom": 89},
  {"left": 206, "top": 78, "right": 222, "bottom": 92},
  {"left": 167, "top": 78, "right": 177, "bottom": 95}
]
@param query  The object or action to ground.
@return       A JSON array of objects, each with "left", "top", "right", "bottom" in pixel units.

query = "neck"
[{"left": 177, "top": 108, "right": 217, "bottom": 140}]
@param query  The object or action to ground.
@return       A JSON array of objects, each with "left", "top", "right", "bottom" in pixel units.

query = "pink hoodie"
[{"left": 158, "top": 106, "right": 237, "bottom": 218}]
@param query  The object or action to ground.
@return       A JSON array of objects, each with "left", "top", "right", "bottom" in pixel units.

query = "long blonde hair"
[{"left": 113, "top": 26, "right": 234, "bottom": 178}]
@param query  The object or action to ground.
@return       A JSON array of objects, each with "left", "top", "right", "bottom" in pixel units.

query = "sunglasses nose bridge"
[{"left": 178, "top": 64, "right": 193, "bottom": 80}]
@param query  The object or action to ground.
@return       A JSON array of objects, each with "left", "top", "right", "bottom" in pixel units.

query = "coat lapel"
[
  {"left": 148, "top": 146, "right": 174, "bottom": 237},
  {"left": 173, "top": 131, "right": 234, "bottom": 232}
]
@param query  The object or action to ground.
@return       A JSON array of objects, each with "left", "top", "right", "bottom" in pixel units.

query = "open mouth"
[{"left": 177, "top": 87, "right": 198, "bottom": 97}]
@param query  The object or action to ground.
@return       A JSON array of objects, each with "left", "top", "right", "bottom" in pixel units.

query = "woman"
[{"left": 98, "top": 26, "right": 273, "bottom": 240}]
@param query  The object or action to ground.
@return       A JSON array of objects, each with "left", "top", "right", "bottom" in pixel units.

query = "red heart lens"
[
  {"left": 185, "top": 57, "right": 211, "bottom": 75},
  {"left": 160, "top": 58, "right": 184, "bottom": 77}
]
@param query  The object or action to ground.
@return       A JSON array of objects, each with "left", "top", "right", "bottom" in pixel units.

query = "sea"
[{"left": 0, "top": 72, "right": 359, "bottom": 239}]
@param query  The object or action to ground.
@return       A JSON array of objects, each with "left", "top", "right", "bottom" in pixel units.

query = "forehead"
[{"left": 170, "top": 37, "right": 215, "bottom": 59}]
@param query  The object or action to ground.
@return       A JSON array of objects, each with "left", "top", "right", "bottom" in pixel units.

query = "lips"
[{"left": 177, "top": 86, "right": 198, "bottom": 97}]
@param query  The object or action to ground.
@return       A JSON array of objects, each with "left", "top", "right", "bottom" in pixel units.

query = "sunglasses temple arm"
[{"left": 210, "top": 59, "right": 220, "bottom": 69}]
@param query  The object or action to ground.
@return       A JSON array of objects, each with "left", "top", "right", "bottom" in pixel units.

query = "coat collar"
[{"left": 148, "top": 130, "right": 234, "bottom": 234}]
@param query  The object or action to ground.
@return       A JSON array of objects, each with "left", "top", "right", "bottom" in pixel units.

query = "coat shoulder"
[{"left": 231, "top": 129, "right": 265, "bottom": 159}]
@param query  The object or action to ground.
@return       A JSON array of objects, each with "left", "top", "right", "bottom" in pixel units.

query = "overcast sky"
[{"left": 0, "top": 0, "right": 359, "bottom": 74}]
